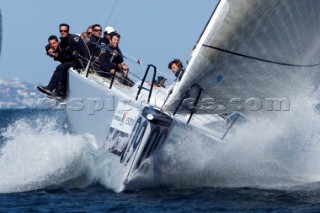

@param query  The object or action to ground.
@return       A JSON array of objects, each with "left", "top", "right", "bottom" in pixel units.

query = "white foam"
[
  {"left": 149, "top": 95, "right": 320, "bottom": 189},
  {"left": 0, "top": 117, "right": 104, "bottom": 193},
  {"left": 2, "top": 94, "right": 320, "bottom": 193}
]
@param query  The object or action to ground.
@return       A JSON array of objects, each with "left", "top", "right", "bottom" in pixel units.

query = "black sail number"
[
  {"left": 135, "top": 127, "right": 169, "bottom": 169},
  {"left": 120, "top": 117, "right": 147, "bottom": 164}
]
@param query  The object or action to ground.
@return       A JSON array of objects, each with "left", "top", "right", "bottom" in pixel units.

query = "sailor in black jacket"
[
  {"left": 101, "top": 26, "right": 116, "bottom": 47},
  {"left": 168, "top": 59, "right": 185, "bottom": 81},
  {"left": 37, "top": 42, "right": 74, "bottom": 99},
  {"left": 86, "top": 24, "right": 105, "bottom": 60},
  {"left": 59, "top": 23, "right": 89, "bottom": 68},
  {"left": 45, "top": 23, "right": 86, "bottom": 98},
  {"left": 99, "top": 33, "right": 123, "bottom": 78}
]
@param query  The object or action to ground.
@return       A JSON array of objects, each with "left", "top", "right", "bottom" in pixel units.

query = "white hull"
[
  {"left": 66, "top": 70, "right": 227, "bottom": 192},
  {"left": 56, "top": 0, "right": 320, "bottom": 192}
]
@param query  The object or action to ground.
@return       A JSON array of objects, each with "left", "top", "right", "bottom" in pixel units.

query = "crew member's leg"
[
  {"left": 53, "top": 62, "right": 74, "bottom": 99},
  {"left": 37, "top": 69, "right": 59, "bottom": 96}
]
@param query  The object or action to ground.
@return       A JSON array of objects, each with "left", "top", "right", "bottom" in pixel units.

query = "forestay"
[{"left": 164, "top": 0, "right": 320, "bottom": 116}]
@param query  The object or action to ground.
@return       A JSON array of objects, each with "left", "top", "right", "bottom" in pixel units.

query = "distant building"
[{"left": 0, "top": 78, "right": 49, "bottom": 109}]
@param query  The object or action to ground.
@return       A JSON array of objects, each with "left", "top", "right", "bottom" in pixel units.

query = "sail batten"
[{"left": 165, "top": 0, "right": 320, "bottom": 115}]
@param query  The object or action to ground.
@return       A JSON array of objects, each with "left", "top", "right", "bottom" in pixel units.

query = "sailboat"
[{"left": 66, "top": 0, "right": 320, "bottom": 192}]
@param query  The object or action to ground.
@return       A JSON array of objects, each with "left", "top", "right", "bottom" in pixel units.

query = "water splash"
[
  {"left": 0, "top": 116, "right": 104, "bottom": 193},
  {"left": 150, "top": 95, "right": 320, "bottom": 189},
  {"left": 2, "top": 93, "right": 320, "bottom": 193}
]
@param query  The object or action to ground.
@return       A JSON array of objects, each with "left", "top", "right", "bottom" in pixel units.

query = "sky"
[{"left": 0, "top": 0, "right": 217, "bottom": 85}]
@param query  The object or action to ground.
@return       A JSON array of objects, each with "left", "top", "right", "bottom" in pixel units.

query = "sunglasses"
[
  {"left": 93, "top": 29, "right": 102, "bottom": 32},
  {"left": 87, "top": 32, "right": 92, "bottom": 35},
  {"left": 123, "top": 68, "right": 129, "bottom": 71},
  {"left": 60, "top": 30, "right": 69, "bottom": 33}
]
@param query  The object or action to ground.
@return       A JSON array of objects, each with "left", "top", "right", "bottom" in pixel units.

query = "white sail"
[
  {"left": 164, "top": 0, "right": 320, "bottom": 116},
  {"left": 65, "top": 0, "right": 320, "bottom": 192}
]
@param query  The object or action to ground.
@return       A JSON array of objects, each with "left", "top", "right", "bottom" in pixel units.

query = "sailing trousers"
[{"left": 47, "top": 61, "right": 74, "bottom": 95}]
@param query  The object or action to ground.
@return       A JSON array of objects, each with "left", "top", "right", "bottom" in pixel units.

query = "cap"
[{"left": 104, "top": 26, "right": 115, "bottom": 34}]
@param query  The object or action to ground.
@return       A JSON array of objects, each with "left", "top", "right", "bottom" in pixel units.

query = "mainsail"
[{"left": 164, "top": 0, "right": 320, "bottom": 116}]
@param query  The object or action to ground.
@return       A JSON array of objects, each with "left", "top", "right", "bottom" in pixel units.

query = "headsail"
[{"left": 164, "top": 0, "right": 320, "bottom": 116}]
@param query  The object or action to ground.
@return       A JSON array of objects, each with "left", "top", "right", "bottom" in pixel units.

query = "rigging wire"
[
  {"left": 78, "top": 54, "right": 143, "bottom": 81},
  {"left": 102, "top": 0, "right": 186, "bottom": 83},
  {"left": 91, "top": 0, "right": 179, "bottom": 83},
  {"left": 102, "top": 0, "right": 178, "bottom": 81},
  {"left": 105, "top": 0, "right": 119, "bottom": 28},
  {"left": 79, "top": 40, "right": 171, "bottom": 83}
]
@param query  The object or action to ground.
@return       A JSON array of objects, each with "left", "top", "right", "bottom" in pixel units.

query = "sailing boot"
[
  {"left": 47, "top": 81, "right": 66, "bottom": 100},
  {"left": 37, "top": 85, "right": 53, "bottom": 96}
]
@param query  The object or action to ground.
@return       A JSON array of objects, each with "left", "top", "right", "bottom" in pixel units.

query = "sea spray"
[
  {"left": 2, "top": 95, "right": 320, "bottom": 193},
  {"left": 145, "top": 95, "right": 320, "bottom": 189},
  {"left": 0, "top": 116, "right": 104, "bottom": 193}
]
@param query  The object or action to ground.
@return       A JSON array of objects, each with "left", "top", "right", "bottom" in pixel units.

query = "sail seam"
[{"left": 202, "top": 44, "right": 320, "bottom": 67}]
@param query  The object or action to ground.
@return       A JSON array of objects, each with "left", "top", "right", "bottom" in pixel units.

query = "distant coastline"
[{"left": 0, "top": 78, "right": 48, "bottom": 109}]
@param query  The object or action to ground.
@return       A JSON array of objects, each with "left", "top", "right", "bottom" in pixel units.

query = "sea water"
[{"left": 1, "top": 104, "right": 320, "bottom": 211}]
